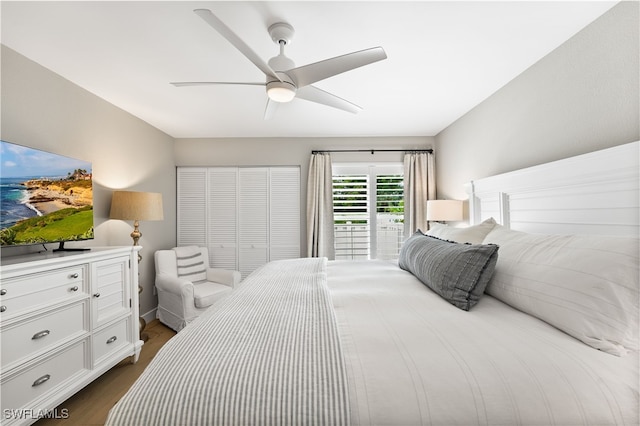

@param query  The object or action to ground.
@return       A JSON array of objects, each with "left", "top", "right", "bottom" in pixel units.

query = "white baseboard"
[{"left": 141, "top": 308, "right": 157, "bottom": 324}]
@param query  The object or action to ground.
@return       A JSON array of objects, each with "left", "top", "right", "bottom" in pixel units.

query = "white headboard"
[{"left": 465, "top": 141, "right": 639, "bottom": 237}]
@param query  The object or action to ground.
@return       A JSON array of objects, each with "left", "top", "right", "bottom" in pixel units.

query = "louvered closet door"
[
  {"left": 238, "top": 168, "right": 269, "bottom": 278},
  {"left": 270, "top": 168, "right": 300, "bottom": 261},
  {"left": 207, "top": 168, "right": 238, "bottom": 270},
  {"left": 178, "top": 166, "right": 301, "bottom": 279},
  {"left": 177, "top": 168, "right": 207, "bottom": 247}
]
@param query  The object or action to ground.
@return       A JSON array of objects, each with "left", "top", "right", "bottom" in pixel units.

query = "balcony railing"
[{"left": 334, "top": 214, "right": 404, "bottom": 260}]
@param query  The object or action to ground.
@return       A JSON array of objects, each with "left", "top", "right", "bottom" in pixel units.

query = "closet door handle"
[
  {"left": 93, "top": 293, "right": 100, "bottom": 298},
  {"left": 106, "top": 336, "right": 118, "bottom": 344},
  {"left": 32, "top": 330, "right": 50, "bottom": 340},
  {"left": 32, "top": 374, "right": 51, "bottom": 387}
]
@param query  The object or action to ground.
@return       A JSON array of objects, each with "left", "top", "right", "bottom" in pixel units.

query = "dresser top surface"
[{"left": 1, "top": 246, "right": 140, "bottom": 271}]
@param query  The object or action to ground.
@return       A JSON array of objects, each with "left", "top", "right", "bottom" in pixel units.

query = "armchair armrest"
[
  {"left": 156, "top": 273, "right": 194, "bottom": 297},
  {"left": 206, "top": 268, "right": 241, "bottom": 287}
]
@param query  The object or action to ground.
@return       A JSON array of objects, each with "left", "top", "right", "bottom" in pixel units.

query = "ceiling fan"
[{"left": 171, "top": 9, "right": 387, "bottom": 119}]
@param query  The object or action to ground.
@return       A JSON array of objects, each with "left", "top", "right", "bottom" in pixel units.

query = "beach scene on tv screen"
[{"left": 0, "top": 141, "right": 94, "bottom": 246}]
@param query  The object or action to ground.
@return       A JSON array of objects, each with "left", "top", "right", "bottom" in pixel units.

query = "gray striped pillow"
[
  {"left": 399, "top": 231, "right": 499, "bottom": 311},
  {"left": 173, "top": 246, "right": 207, "bottom": 283}
]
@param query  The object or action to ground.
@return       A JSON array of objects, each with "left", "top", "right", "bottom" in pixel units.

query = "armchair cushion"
[
  {"left": 207, "top": 268, "right": 242, "bottom": 287},
  {"left": 193, "top": 282, "right": 234, "bottom": 308},
  {"left": 173, "top": 246, "right": 207, "bottom": 283}
]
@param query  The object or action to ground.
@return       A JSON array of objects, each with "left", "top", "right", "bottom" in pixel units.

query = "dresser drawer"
[
  {"left": 1, "top": 339, "right": 89, "bottom": 413},
  {"left": 1, "top": 301, "right": 88, "bottom": 371},
  {"left": 92, "top": 318, "right": 131, "bottom": 365},
  {"left": 0, "top": 266, "right": 86, "bottom": 317}
]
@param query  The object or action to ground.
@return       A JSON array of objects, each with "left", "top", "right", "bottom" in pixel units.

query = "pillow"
[
  {"left": 399, "top": 231, "right": 499, "bottom": 311},
  {"left": 173, "top": 246, "right": 207, "bottom": 283},
  {"left": 483, "top": 225, "right": 639, "bottom": 356},
  {"left": 426, "top": 217, "right": 497, "bottom": 244}
]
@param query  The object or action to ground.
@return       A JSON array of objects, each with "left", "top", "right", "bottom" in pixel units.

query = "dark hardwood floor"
[{"left": 35, "top": 320, "right": 176, "bottom": 426}]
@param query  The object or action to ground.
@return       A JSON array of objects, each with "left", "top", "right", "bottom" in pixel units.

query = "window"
[{"left": 333, "top": 164, "right": 404, "bottom": 260}]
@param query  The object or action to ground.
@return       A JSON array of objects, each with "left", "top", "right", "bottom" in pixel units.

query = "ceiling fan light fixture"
[
  {"left": 181, "top": 9, "right": 388, "bottom": 116},
  {"left": 267, "top": 81, "right": 297, "bottom": 102}
]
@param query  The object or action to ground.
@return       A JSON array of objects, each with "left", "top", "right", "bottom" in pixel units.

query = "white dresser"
[{"left": 0, "top": 246, "right": 143, "bottom": 425}]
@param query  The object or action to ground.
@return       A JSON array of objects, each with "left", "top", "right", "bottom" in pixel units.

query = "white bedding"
[
  {"left": 107, "top": 257, "right": 638, "bottom": 425},
  {"left": 328, "top": 259, "right": 639, "bottom": 425}
]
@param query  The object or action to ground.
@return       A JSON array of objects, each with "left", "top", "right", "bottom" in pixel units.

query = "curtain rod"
[{"left": 311, "top": 148, "right": 433, "bottom": 154}]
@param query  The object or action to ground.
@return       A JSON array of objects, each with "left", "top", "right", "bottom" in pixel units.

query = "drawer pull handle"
[
  {"left": 70, "top": 286, "right": 79, "bottom": 292},
  {"left": 70, "top": 273, "right": 79, "bottom": 279},
  {"left": 0, "top": 306, "right": 6, "bottom": 313},
  {"left": 93, "top": 293, "right": 100, "bottom": 298},
  {"left": 106, "top": 336, "right": 118, "bottom": 344},
  {"left": 32, "top": 330, "right": 50, "bottom": 340},
  {"left": 0, "top": 289, "right": 6, "bottom": 296},
  {"left": 32, "top": 374, "right": 51, "bottom": 387}
]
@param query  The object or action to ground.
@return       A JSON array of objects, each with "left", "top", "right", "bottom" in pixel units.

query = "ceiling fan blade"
[
  {"left": 170, "top": 82, "right": 265, "bottom": 87},
  {"left": 287, "top": 47, "right": 387, "bottom": 88},
  {"left": 264, "top": 98, "right": 279, "bottom": 120},
  {"left": 296, "top": 85, "right": 362, "bottom": 114},
  {"left": 193, "top": 9, "right": 281, "bottom": 82}
]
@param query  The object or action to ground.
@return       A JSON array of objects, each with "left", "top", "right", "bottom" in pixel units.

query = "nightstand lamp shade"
[{"left": 427, "top": 200, "right": 463, "bottom": 222}]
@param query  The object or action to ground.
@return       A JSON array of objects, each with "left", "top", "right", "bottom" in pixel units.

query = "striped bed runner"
[{"left": 106, "top": 257, "right": 350, "bottom": 426}]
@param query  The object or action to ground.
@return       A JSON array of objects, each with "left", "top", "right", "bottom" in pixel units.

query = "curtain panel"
[
  {"left": 404, "top": 152, "right": 436, "bottom": 235},
  {"left": 306, "top": 153, "right": 335, "bottom": 259}
]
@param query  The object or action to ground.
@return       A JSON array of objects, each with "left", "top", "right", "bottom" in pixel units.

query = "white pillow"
[
  {"left": 483, "top": 225, "right": 639, "bottom": 356},
  {"left": 426, "top": 217, "right": 497, "bottom": 244}
]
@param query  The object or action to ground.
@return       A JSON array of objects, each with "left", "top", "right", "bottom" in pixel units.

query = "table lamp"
[
  {"left": 426, "top": 199, "right": 463, "bottom": 223},
  {"left": 109, "top": 190, "right": 163, "bottom": 341}
]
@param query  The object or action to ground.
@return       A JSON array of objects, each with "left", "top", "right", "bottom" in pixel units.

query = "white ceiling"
[{"left": 1, "top": 1, "right": 617, "bottom": 139}]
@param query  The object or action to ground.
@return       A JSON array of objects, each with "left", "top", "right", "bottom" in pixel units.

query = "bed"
[{"left": 106, "top": 141, "right": 639, "bottom": 425}]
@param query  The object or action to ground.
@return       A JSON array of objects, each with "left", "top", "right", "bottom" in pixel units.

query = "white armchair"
[{"left": 155, "top": 246, "right": 241, "bottom": 332}]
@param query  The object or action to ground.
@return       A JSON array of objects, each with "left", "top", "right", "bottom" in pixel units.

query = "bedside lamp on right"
[{"left": 426, "top": 200, "right": 464, "bottom": 224}]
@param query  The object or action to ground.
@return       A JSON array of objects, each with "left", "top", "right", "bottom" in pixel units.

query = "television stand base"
[{"left": 53, "top": 242, "right": 91, "bottom": 252}]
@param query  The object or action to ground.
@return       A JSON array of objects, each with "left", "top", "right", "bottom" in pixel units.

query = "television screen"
[{"left": 0, "top": 140, "right": 94, "bottom": 248}]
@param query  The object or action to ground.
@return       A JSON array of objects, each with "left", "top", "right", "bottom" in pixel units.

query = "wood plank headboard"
[{"left": 465, "top": 141, "right": 639, "bottom": 237}]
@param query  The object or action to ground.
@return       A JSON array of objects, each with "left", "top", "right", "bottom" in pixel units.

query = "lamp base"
[
  {"left": 130, "top": 220, "right": 141, "bottom": 246},
  {"left": 139, "top": 316, "right": 149, "bottom": 342},
  {"left": 133, "top": 236, "right": 146, "bottom": 342},
  {"left": 138, "top": 284, "right": 149, "bottom": 342}
]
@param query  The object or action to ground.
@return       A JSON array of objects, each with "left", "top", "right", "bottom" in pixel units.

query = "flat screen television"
[{"left": 0, "top": 140, "right": 94, "bottom": 250}]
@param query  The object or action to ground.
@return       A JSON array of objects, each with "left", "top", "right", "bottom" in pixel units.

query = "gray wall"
[
  {"left": 435, "top": 1, "right": 640, "bottom": 203},
  {"left": 1, "top": 45, "right": 177, "bottom": 321},
  {"left": 174, "top": 136, "right": 434, "bottom": 253}
]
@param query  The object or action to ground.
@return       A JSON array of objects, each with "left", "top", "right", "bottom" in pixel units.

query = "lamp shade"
[
  {"left": 426, "top": 200, "right": 463, "bottom": 222},
  {"left": 109, "top": 191, "right": 164, "bottom": 221}
]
